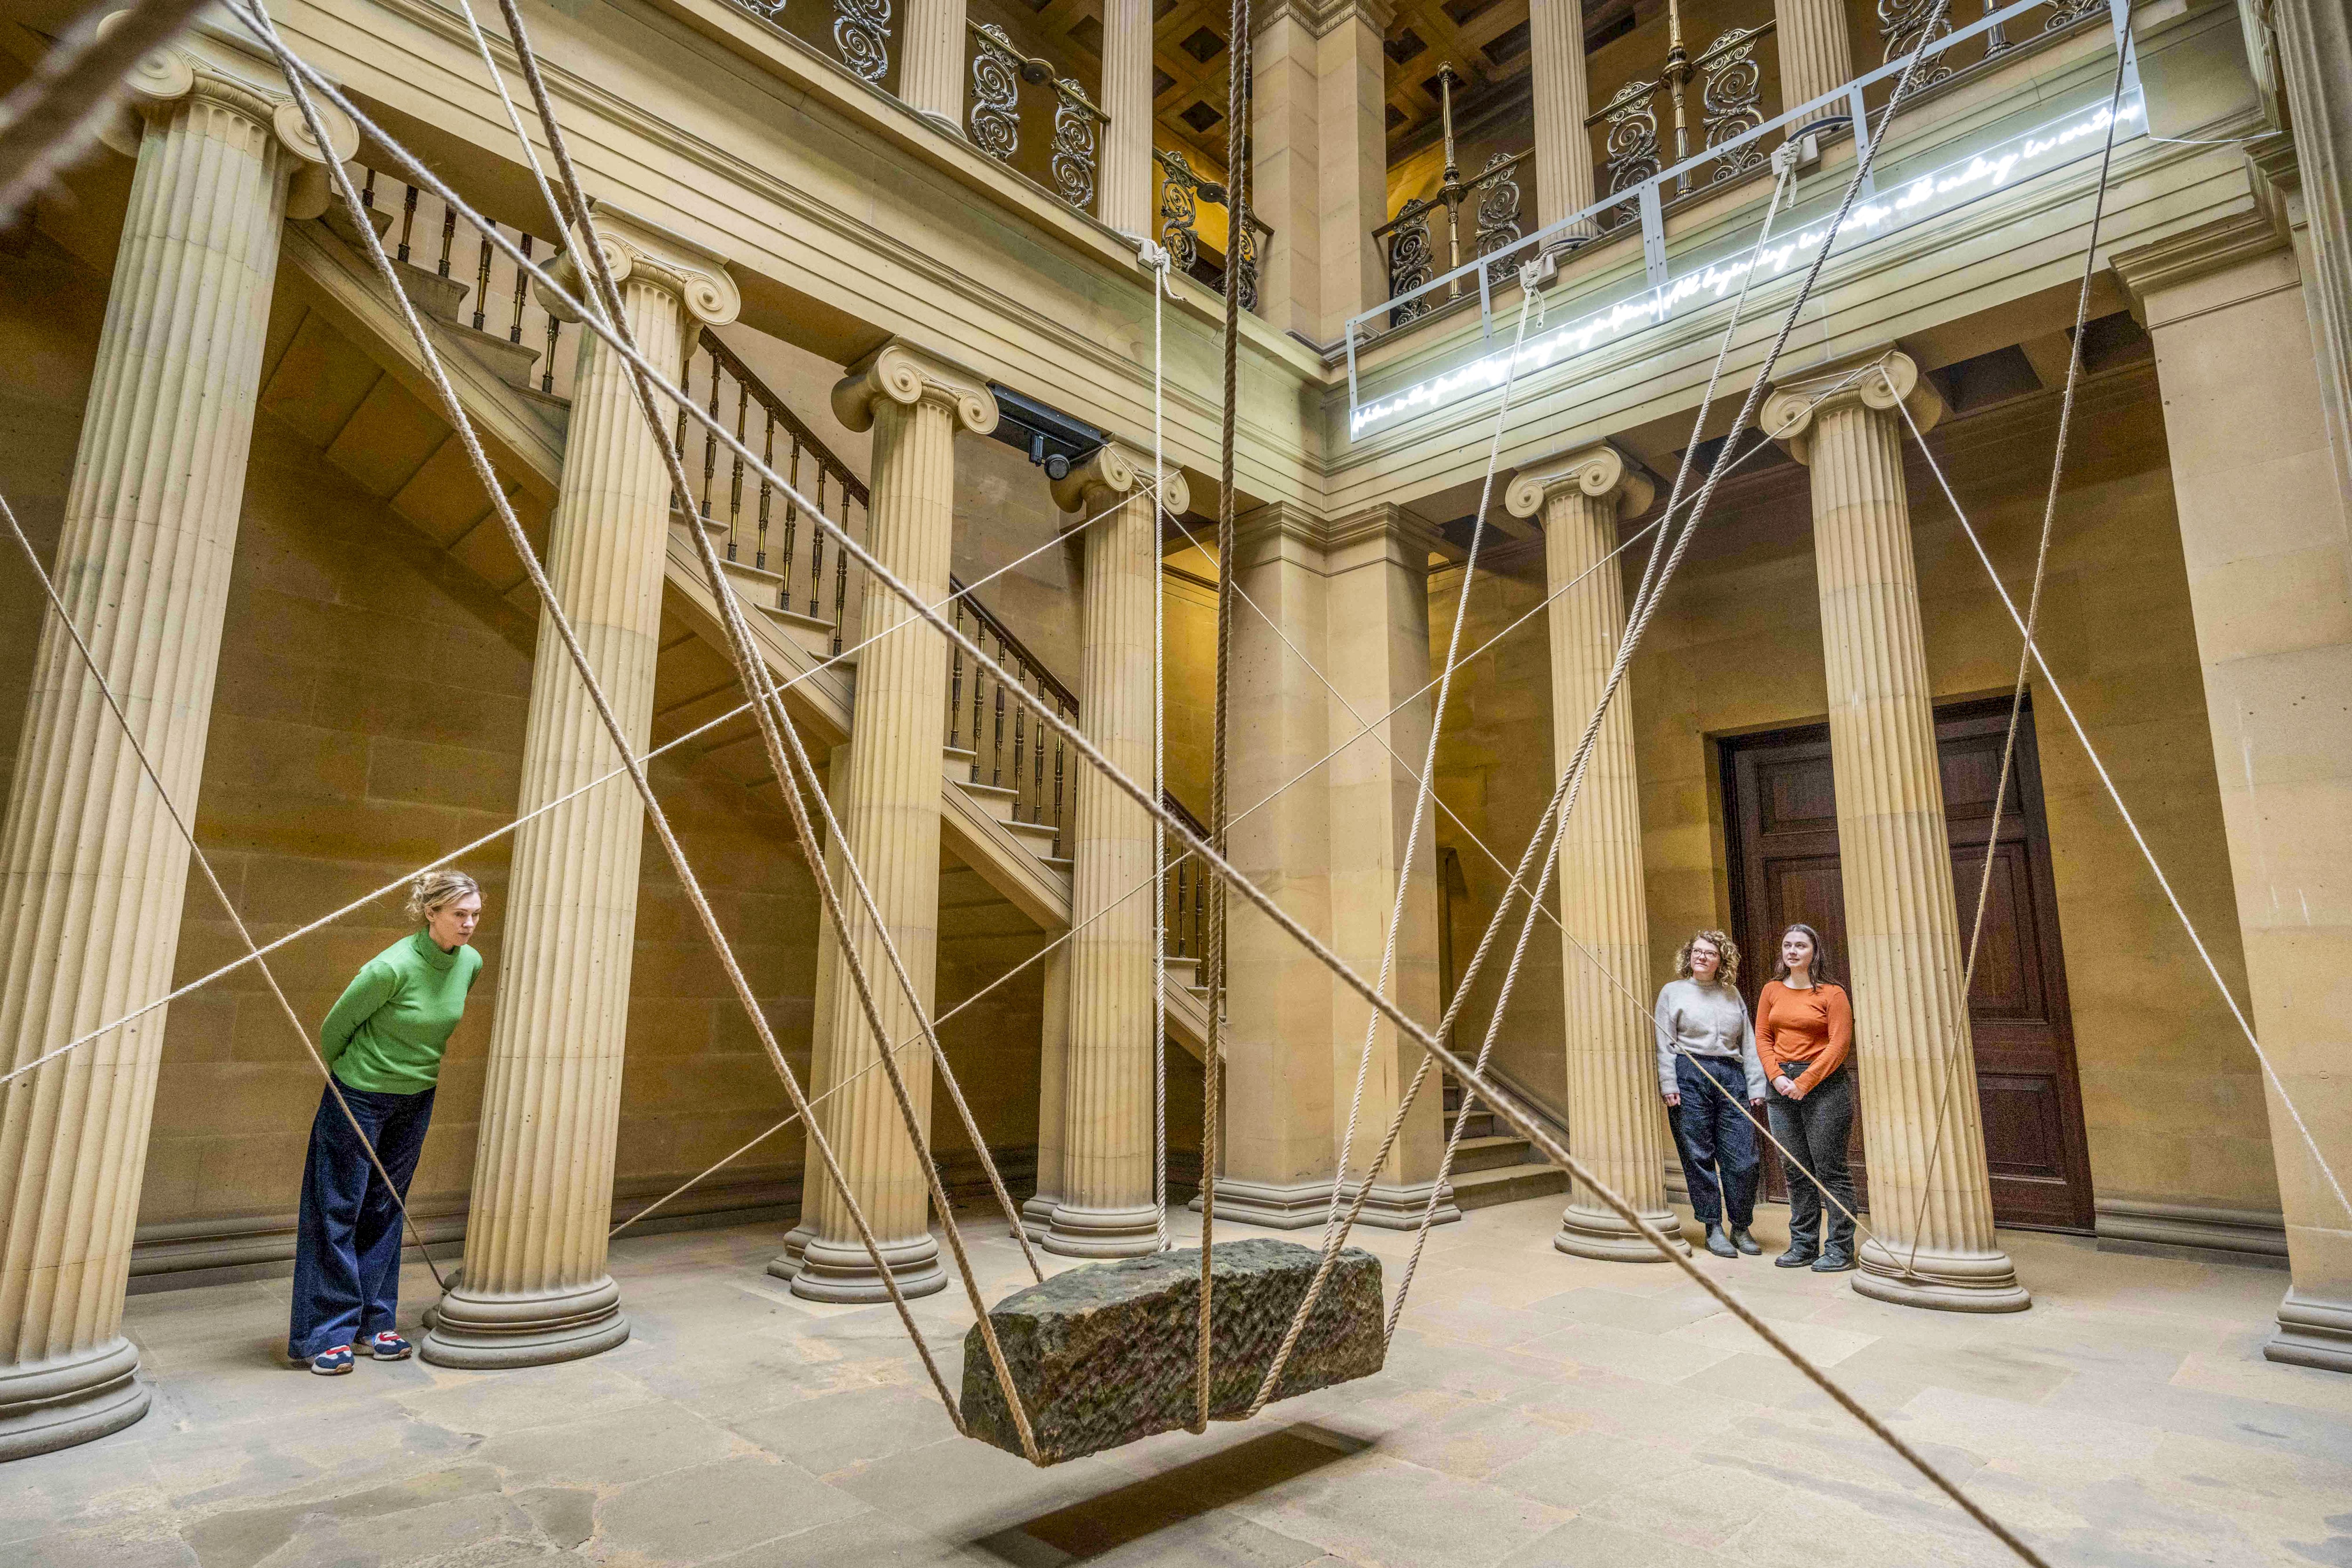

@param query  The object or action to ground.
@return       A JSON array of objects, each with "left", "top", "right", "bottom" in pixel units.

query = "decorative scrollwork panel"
[
  {"left": 970, "top": 25, "right": 1021, "bottom": 162},
  {"left": 1471, "top": 154, "right": 1524, "bottom": 284},
  {"left": 1878, "top": 0, "right": 1955, "bottom": 88},
  {"left": 1051, "top": 92, "right": 1098, "bottom": 212},
  {"left": 1599, "top": 79, "right": 1663, "bottom": 195},
  {"left": 1385, "top": 202, "right": 1437, "bottom": 325},
  {"left": 1700, "top": 27, "right": 1769, "bottom": 183},
  {"left": 833, "top": 0, "right": 890, "bottom": 81}
]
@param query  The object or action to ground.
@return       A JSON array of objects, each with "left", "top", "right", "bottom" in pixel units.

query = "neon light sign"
[{"left": 1348, "top": 92, "right": 2144, "bottom": 439}]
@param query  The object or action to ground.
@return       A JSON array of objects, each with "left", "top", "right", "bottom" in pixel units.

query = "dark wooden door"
[{"left": 1721, "top": 699, "right": 2095, "bottom": 1232}]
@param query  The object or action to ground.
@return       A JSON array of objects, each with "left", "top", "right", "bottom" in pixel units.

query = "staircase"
[
  {"left": 1440, "top": 1066, "right": 1570, "bottom": 1210},
  {"left": 270, "top": 172, "right": 1216, "bottom": 1062}
]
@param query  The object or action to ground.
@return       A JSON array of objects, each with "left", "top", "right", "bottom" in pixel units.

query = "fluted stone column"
[
  {"left": 422, "top": 211, "right": 739, "bottom": 1368},
  {"left": 1021, "top": 946, "right": 1071, "bottom": 1240},
  {"left": 1098, "top": 0, "right": 1155, "bottom": 235},
  {"left": 1043, "top": 446, "right": 1190, "bottom": 1255},
  {"left": 0, "top": 26, "right": 352, "bottom": 1460},
  {"left": 771, "top": 343, "right": 997, "bottom": 1301},
  {"left": 2116, "top": 225, "right": 2352, "bottom": 1369},
  {"left": 1774, "top": 0, "right": 1856, "bottom": 127},
  {"left": 1507, "top": 446, "right": 1686, "bottom": 1260},
  {"left": 1528, "top": 0, "right": 1598, "bottom": 230},
  {"left": 900, "top": 0, "right": 970, "bottom": 122},
  {"left": 1764, "top": 348, "right": 2027, "bottom": 1313}
]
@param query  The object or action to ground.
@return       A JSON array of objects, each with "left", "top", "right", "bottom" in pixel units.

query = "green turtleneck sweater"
[{"left": 320, "top": 930, "right": 484, "bottom": 1094}]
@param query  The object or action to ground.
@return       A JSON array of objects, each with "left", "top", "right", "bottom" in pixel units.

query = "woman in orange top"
[{"left": 1754, "top": 924, "right": 1859, "bottom": 1272}]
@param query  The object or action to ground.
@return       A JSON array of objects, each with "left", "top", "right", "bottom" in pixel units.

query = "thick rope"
[
  {"left": 0, "top": 491, "right": 452, "bottom": 1292},
  {"left": 458, "top": 0, "right": 1047, "bottom": 1453},
  {"left": 244, "top": 3, "right": 971, "bottom": 1433},
  {"left": 1905, "top": 33, "right": 2130, "bottom": 1273},
  {"left": 238, "top": 36, "right": 2060, "bottom": 1556},
  {"left": 1147, "top": 237, "right": 1177, "bottom": 1252},
  {"left": 1893, "top": 396, "right": 2352, "bottom": 1227},
  {"left": 0, "top": 0, "right": 213, "bottom": 219},
  {"left": 1196, "top": 0, "right": 1249, "bottom": 1431},
  {"left": 1324, "top": 283, "right": 1540, "bottom": 1238}
]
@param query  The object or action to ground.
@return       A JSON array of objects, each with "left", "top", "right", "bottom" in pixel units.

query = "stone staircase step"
[
  {"left": 1447, "top": 1162, "right": 1568, "bottom": 1211},
  {"left": 1451, "top": 1135, "right": 1538, "bottom": 1175}
]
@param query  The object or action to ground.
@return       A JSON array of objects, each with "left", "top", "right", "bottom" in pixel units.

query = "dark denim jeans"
[
  {"left": 288, "top": 1081, "right": 435, "bottom": 1359},
  {"left": 1766, "top": 1064, "right": 1856, "bottom": 1256},
  {"left": 1668, "top": 1053, "right": 1759, "bottom": 1227}
]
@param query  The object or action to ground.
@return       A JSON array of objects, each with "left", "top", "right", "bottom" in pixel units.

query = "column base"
[
  {"left": 1555, "top": 1200, "right": 1690, "bottom": 1262},
  {"left": 420, "top": 1276, "right": 631, "bottom": 1368},
  {"left": 0, "top": 1339, "right": 149, "bottom": 1462},
  {"left": 1351, "top": 1178, "right": 1461, "bottom": 1232},
  {"left": 1019, "top": 1194, "right": 1058, "bottom": 1245},
  {"left": 1854, "top": 1239, "right": 2031, "bottom": 1313},
  {"left": 1043, "top": 1201, "right": 1164, "bottom": 1258},
  {"left": 2265, "top": 1287, "right": 2352, "bottom": 1372},
  {"left": 770, "top": 1228, "right": 946, "bottom": 1303},
  {"left": 1185, "top": 1178, "right": 1460, "bottom": 1232}
]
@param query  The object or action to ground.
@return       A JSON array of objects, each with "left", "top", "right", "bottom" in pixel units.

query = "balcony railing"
[
  {"left": 948, "top": 591, "right": 1080, "bottom": 856},
  {"left": 1376, "top": 65, "right": 1531, "bottom": 326},
  {"left": 1154, "top": 149, "right": 1270, "bottom": 314},
  {"left": 1355, "top": 0, "right": 2127, "bottom": 344},
  {"left": 1160, "top": 788, "right": 1210, "bottom": 963},
  {"left": 966, "top": 21, "right": 1108, "bottom": 216}
]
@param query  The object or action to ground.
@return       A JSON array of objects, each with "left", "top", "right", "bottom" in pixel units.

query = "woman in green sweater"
[{"left": 289, "top": 870, "right": 485, "bottom": 1374}]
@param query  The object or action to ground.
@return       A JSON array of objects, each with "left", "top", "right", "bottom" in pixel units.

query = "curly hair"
[
  {"left": 1674, "top": 929, "right": 1740, "bottom": 991},
  {"left": 404, "top": 869, "right": 480, "bottom": 926},
  {"left": 1772, "top": 922, "right": 1839, "bottom": 986}
]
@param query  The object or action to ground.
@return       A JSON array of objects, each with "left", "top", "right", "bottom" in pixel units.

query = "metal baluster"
[
  {"left": 726, "top": 376, "right": 747, "bottom": 560},
  {"left": 831, "top": 485, "right": 850, "bottom": 652},
  {"left": 780, "top": 442, "right": 803, "bottom": 609},
  {"left": 808, "top": 467, "right": 827, "bottom": 636},
  {"left": 471, "top": 226, "right": 493, "bottom": 330},
  {"left": 362, "top": 168, "right": 377, "bottom": 210},
  {"left": 969, "top": 624, "right": 985, "bottom": 782},
  {"left": 756, "top": 414, "right": 775, "bottom": 574},
  {"left": 1051, "top": 699, "right": 1066, "bottom": 854},
  {"left": 990, "top": 635, "right": 1006, "bottom": 788},
  {"left": 948, "top": 603, "right": 965, "bottom": 749},
  {"left": 1435, "top": 63, "right": 1465, "bottom": 297},
  {"left": 397, "top": 183, "right": 418, "bottom": 263},
  {"left": 1010, "top": 661, "right": 1028, "bottom": 821},
  {"left": 700, "top": 347, "right": 721, "bottom": 520},
  {"left": 437, "top": 205, "right": 456, "bottom": 278},
  {"left": 510, "top": 235, "right": 531, "bottom": 343},
  {"left": 541, "top": 313, "right": 559, "bottom": 394}
]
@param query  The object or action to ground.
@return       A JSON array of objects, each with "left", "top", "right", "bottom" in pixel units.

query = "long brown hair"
[
  {"left": 1674, "top": 929, "right": 1741, "bottom": 991},
  {"left": 1772, "top": 923, "right": 1838, "bottom": 987}
]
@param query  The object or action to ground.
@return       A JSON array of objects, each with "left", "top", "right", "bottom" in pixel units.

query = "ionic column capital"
[
  {"left": 96, "top": 13, "right": 358, "bottom": 215},
  {"left": 538, "top": 204, "right": 740, "bottom": 331},
  {"left": 1763, "top": 346, "right": 1946, "bottom": 464},
  {"left": 1051, "top": 440, "right": 1190, "bottom": 520},
  {"left": 1506, "top": 441, "right": 1655, "bottom": 523},
  {"left": 832, "top": 341, "right": 1000, "bottom": 437}
]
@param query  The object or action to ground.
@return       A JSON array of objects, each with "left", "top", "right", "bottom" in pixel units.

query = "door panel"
[{"left": 1721, "top": 699, "right": 2094, "bottom": 1232}]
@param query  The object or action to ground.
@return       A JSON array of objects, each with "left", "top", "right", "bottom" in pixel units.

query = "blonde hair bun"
[{"left": 405, "top": 869, "right": 481, "bottom": 925}]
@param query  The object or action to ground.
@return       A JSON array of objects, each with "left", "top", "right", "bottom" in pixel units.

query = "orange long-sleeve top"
[{"left": 1754, "top": 980, "right": 1853, "bottom": 1095}]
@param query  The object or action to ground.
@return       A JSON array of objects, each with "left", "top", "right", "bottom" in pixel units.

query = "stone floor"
[{"left": 9, "top": 1196, "right": 2351, "bottom": 1568}]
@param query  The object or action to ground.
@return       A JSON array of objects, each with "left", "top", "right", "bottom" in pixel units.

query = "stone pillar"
[
  {"left": 900, "top": 0, "right": 970, "bottom": 122},
  {"left": 1042, "top": 446, "right": 1190, "bottom": 1255},
  {"left": 1773, "top": 0, "right": 1855, "bottom": 128},
  {"left": 1321, "top": 506, "right": 1456, "bottom": 1229},
  {"left": 2116, "top": 225, "right": 2352, "bottom": 1369},
  {"left": 2265, "top": 0, "right": 2352, "bottom": 497},
  {"left": 1763, "top": 348, "right": 2026, "bottom": 1312},
  {"left": 0, "top": 27, "right": 350, "bottom": 1461},
  {"left": 1506, "top": 446, "right": 1686, "bottom": 1260},
  {"left": 424, "top": 211, "right": 739, "bottom": 1367},
  {"left": 1250, "top": 0, "right": 1392, "bottom": 344},
  {"left": 1216, "top": 503, "right": 1338, "bottom": 1224},
  {"left": 1528, "top": 0, "right": 1597, "bottom": 230},
  {"left": 772, "top": 343, "right": 997, "bottom": 1301},
  {"left": 1097, "top": 0, "right": 1156, "bottom": 235},
  {"left": 1021, "top": 946, "right": 1071, "bottom": 1240}
]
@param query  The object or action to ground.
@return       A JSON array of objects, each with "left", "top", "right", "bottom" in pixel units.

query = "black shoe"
[
  {"left": 1812, "top": 1247, "right": 1857, "bottom": 1273},
  {"left": 1731, "top": 1227, "right": 1761, "bottom": 1256},
  {"left": 1704, "top": 1224, "right": 1738, "bottom": 1258},
  {"left": 1775, "top": 1245, "right": 1817, "bottom": 1268}
]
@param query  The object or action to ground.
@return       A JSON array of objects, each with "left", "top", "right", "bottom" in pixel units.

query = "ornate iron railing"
[
  {"left": 948, "top": 590, "right": 1080, "bottom": 855},
  {"left": 730, "top": 0, "right": 893, "bottom": 86},
  {"left": 1153, "top": 149, "right": 1270, "bottom": 313},
  {"left": 1879, "top": 0, "right": 2102, "bottom": 85},
  {"left": 1374, "top": 66, "right": 1529, "bottom": 326},
  {"left": 1586, "top": 9, "right": 1778, "bottom": 207},
  {"left": 1159, "top": 788, "right": 1209, "bottom": 962},
  {"left": 352, "top": 170, "right": 574, "bottom": 398},
  {"left": 673, "top": 334, "right": 873, "bottom": 653},
  {"left": 967, "top": 21, "right": 1108, "bottom": 216}
]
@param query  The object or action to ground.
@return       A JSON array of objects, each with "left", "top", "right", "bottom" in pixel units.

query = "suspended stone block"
[{"left": 960, "top": 1237, "right": 1384, "bottom": 1464}]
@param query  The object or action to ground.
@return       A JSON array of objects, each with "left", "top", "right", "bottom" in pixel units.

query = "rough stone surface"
[{"left": 959, "top": 1237, "right": 1385, "bottom": 1464}]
